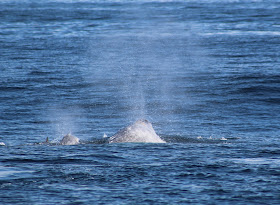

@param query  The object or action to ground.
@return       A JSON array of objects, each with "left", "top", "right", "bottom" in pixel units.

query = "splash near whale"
[{"left": 109, "top": 119, "right": 166, "bottom": 143}]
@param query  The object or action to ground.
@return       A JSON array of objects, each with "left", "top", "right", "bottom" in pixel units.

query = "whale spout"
[
  {"left": 60, "top": 133, "right": 80, "bottom": 145},
  {"left": 109, "top": 119, "right": 166, "bottom": 143}
]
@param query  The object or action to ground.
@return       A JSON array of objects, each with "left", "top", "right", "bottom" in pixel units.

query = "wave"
[{"left": 203, "top": 31, "right": 280, "bottom": 36}]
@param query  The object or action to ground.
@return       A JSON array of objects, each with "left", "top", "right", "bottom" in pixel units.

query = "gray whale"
[
  {"left": 35, "top": 134, "right": 80, "bottom": 145},
  {"left": 109, "top": 119, "right": 165, "bottom": 143},
  {"left": 60, "top": 133, "right": 80, "bottom": 145}
]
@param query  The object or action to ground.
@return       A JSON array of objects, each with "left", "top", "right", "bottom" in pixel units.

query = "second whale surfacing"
[{"left": 109, "top": 119, "right": 166, "bottom": 143}]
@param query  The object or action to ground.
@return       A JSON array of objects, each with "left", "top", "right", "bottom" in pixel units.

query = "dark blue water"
[{"left": 1, "top": 0, "right": 280, "bottom": 204}]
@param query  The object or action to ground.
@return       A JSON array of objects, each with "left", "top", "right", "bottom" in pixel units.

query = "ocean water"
[{"left": 1, "top": 0, "right": 280, "bottom": 204}]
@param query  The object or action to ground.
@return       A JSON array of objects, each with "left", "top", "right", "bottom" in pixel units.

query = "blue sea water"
[{"left": 0, "top": 0, "right": 280, "bottom": 204}]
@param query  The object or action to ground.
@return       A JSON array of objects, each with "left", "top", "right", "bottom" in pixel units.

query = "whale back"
[
  {"left": 60, "top": 133, "right": 80, "bottom": 145},
  {"left": 109, "top": 119, "right": 165, "bottom": 143}
]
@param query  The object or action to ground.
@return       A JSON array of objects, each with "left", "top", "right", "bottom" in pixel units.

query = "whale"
[
  {"left": 109, "top": 119, "right": 166, "bottom": 143},
  {"left": 60, "top": 133, "right": 80, "bottom": 145},
  {"left": 34, "top": 134, "right": 80, "bottom": 145}
]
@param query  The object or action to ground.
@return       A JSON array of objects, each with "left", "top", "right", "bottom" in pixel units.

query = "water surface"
[{"left": 0, "top": 0, "right": 280, "bottom": 204}]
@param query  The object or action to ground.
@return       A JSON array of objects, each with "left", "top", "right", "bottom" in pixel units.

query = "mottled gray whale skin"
[
  {"left": 109, "top": 119, "right": 166, "bottom": 143},
  {"left": 60, "top": 133, "right": 80, "bottom": 145}
]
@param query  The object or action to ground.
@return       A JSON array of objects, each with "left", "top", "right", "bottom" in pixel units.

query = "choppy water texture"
[{"left": 1, "top": 0, "right": 280, "bottom": 204}]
